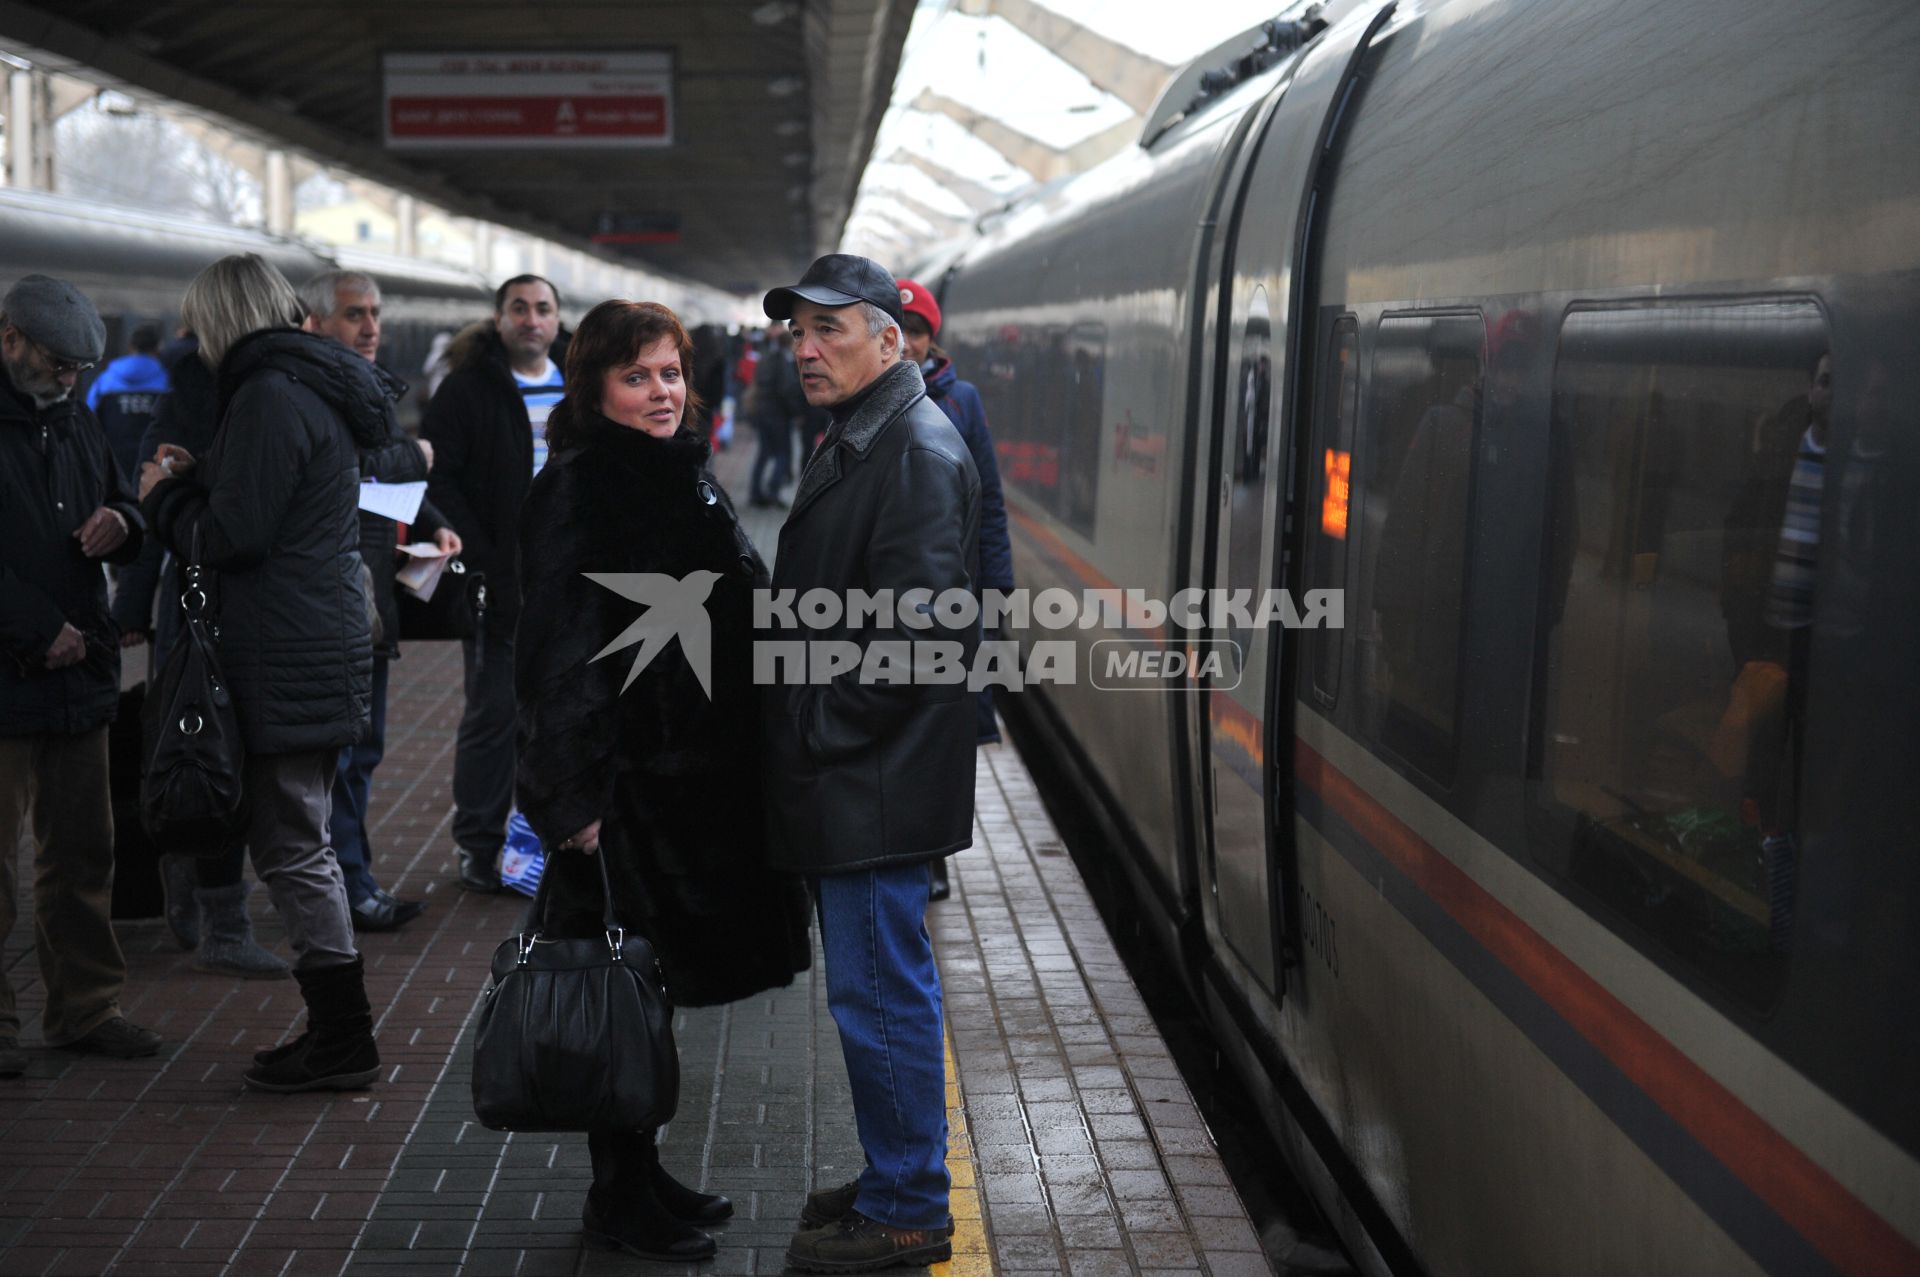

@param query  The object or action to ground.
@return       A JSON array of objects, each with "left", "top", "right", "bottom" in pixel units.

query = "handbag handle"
[{"left": 518, "top": 841, "right": 632, "bottom": 961}]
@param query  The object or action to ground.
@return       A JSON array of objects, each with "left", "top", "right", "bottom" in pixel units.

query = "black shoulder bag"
[
  {"left": 140, "top": 528, "right": 248, "bottom": 852},
  {"left": 396, "top": 556, "right": 488, "bottom": 643},
  {"left": 471, "top": 851, "right": 679, "bottom": 1133}
]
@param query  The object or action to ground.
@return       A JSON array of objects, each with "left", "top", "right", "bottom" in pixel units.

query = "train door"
[
  {"left": 1204, "top": 283, "right": 1284, "bottom": 993},
  {"left": 1198, "top": 1, "right": 1403, "bottom": 1000}
]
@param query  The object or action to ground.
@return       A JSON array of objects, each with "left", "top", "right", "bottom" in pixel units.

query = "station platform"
[{"left": 0, "top": 440, "right": 1271, "bottom": 1277}]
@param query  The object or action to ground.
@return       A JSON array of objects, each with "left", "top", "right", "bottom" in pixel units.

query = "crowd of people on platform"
[{"left": 0, "top": 248, "right": 1012, "bottom": 1271}]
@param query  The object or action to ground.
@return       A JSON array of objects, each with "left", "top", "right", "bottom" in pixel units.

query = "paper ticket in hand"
[
  {"left": 395, "top": 542, "right": 451, "bottom": 600},
  {"left": 358, "top": 479, "right": 427, "bottom": 522}
]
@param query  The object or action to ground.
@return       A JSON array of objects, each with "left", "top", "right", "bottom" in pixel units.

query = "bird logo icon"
[{"left": 583, "top": 571, "right": 722, "bottom": 697}]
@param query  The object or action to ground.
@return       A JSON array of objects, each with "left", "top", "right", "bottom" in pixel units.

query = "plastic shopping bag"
[{"left": 500, "top": 810, "right": 546, "bottom": 898}]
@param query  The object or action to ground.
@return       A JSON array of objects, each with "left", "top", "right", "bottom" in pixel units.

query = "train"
[
  {"left": 927, "top": 0, "right": 1920, "bottom": 1273},
  {"left": 0, "top": 187, "right": 498, "bottom": 428}
]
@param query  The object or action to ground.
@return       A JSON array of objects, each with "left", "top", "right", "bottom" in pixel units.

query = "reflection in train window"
[
  {"left": 1062, "top": 323, "right": 1107, "bottom": 539},
  {"left": 978, "top": 323, "right": 1105, "bottom": 541},
  {"left": 1222, "top": 289, "right": 1274, "bottom": 669},
  {"left": 1309, "top": 315, "right": 1359, "bottom": 708},
  {"left": 1356, "top": 312, "right": 1485, "bottom": 784},
  {"left": 1530, "top": 300, "right": 1829, "bottom": 1011}
]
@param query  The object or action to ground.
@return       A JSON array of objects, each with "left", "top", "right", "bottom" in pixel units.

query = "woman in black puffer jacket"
[{"left": 138, "top": 252, "right": 387, "bottom": 1094}]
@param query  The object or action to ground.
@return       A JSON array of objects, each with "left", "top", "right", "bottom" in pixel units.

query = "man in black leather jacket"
[{"left": 763, "top": 256, "right": 980, "bottom": 1273}]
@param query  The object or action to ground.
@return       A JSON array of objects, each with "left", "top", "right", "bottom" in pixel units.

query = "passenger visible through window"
[{"left": 1531, "top": 300, "right": 1830, "bottom": 1009}]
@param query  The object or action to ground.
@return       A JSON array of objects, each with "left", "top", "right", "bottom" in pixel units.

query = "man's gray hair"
[
  {"left": 297, "top": 269, "right": 380, "bottom": 323},
  {"left": 181, "top": 253, "right": 302, "bottom": 367},
  {"left": 859, "top": 301, "right": 901, "bottom": 343}
]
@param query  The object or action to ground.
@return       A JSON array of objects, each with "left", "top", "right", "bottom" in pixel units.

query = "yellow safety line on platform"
[{"left": 937, "top": 1024, "right": 994, "bottom": 1276}]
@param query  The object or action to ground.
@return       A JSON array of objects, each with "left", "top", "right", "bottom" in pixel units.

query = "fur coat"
[{"left": 514, "top": 411, "right": 810, "bottom": 1007}]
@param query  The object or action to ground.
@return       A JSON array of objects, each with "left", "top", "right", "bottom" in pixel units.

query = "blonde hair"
[{"left": 182, "top": 253, "right": 302, "bottom": 366}]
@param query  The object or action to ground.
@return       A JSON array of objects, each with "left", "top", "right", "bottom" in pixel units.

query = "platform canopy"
[{"left": 0, "top": 0, "right": 915, "bottom": 293}]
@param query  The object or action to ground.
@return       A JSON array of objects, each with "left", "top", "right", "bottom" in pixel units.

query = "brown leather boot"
[{"left": 785, "top": 1210, "right": 953, "bottom": 1273}]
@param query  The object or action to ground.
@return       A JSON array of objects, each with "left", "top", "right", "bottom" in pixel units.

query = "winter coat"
[
  {"left": 924, "top": 355, "right": 1012, "bottom": 743},
  {"left": 351, "top": 366, "right": 449, "bottom": 661},
  {"left": 0, "top": 378, "right": 145, "bottom": 736},
  {"left": 85, "top": 352, "right": 170, "bottom": 481},
  {"left": 112, "top": 341, "right": 216, "bottom": 640},
  {"left": 764, "top": 359, "right": 981, "bottom": 874},
  {"left": 141, "top": 328, "right": 391, "bottom": 755},
  {"left": 515, "top": 412, "right": 810, "bottom": 1007},
  {"left": 748, "top": 345, "right": 806, "bottom": 432},
  {"left": 924, "top": 356, "right": 1013, "bottom": 593},
  {"left": 420, "top": 324, "right": 566, "bottom": 627}
]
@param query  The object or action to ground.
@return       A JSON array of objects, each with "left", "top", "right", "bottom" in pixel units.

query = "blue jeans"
[
  {"left": 329, "top": 655, "right": 389, "bottom": 905},
  {"left": 815, "top": 864, "right": 949, "bottom": 1229}
]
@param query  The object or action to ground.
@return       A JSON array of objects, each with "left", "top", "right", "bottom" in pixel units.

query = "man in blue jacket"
[
  {"left": 85, "top": 323, "right": 169, "bottom": 481},
  {"left": 0, "top": 275, "right": 163, "bottom": 1078}
]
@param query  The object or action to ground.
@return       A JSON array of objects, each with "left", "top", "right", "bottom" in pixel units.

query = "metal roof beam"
[{"left": 954, "top": 0, "right": 1171, "bottom": 115}]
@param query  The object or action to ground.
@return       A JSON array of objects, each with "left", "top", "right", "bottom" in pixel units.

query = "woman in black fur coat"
[{"left": 514, "top": 300, "right": 811, "bottom": 1262}]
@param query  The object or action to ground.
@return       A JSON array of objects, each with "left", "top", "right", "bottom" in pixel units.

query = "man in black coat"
[
  {"left": 421, "top": 275, "right": 563, "bottom": 893},
  {"left": 0, "top": 275, "right": 163, "bottom": 1077},
  {"left": 763, "top": 256, "right": 981, "bottom": 1273}
]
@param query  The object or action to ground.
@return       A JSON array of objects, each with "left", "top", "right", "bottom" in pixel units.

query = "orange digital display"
[{"left": 1321, "top": 448, "right": 1350, "bottom": 539}]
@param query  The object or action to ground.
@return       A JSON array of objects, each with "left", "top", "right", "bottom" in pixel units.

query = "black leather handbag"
[
  {"left": 471, "top": 851, "right": 679, "bottom": 1133},
  {"left": 140, "top": 531, "right": 248, "bottom": 853},
  {"left": 396, "top": 557, "right": 487, "bottom": 642}
]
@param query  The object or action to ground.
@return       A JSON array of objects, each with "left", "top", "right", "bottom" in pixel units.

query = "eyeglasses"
[{"left": 29, "top": 336, "right": 95, "bottom": 376}]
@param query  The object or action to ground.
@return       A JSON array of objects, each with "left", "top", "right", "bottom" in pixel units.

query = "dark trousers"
[
  {"left": 329, "top": 656, "right": 390, "bottom": 904},
  {"left": 749, "top": 417, "right": 792, "bottom": 503},
  {"left": 244, "top": 750, "right": 357, "bottom": 970},
  {"left": 453, "top": 628, "right": 516, "bottom": 858},
  {"left": 0, "top": 728, "right": 127, "bottom": 1043}
]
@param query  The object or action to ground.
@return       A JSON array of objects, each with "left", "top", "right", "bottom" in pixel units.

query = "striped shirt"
[
  {"left": 516, "top": 359, "right": 565, "bottom": 476},
  {"left": 1765, "top": 428, "right": 1825, "bottom": 630}
]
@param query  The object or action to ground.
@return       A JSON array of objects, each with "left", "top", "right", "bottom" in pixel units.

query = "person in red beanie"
[{"left": 895, "top": 277, "right": 1013, "bottom": 901}]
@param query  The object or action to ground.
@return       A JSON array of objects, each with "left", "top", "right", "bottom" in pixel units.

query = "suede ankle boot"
[
  {"left": 195, "top": 882, "right": 290, "bottom": 980},
  {"left": 244, "top": 957, "right": 379, "bottom": 1093}
]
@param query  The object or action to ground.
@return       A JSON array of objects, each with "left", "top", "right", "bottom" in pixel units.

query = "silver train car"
[
  {"left": 934, "top": 0, "right": 1920, "bottom": 1272},
  {"left": 0, "top": 188, "right": 492, "bottom": 425}
]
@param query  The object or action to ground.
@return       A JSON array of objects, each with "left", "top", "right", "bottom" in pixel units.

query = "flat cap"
[
  {"left": 2, "top": 275, "right": 106, "bottom": 365},
  {"left": 764, "top": 254, "right": 904, "bottom": 328}
]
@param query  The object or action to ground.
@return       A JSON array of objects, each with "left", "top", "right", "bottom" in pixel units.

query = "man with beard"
[{"left": 0, "top": 275, "right": 162, "bottom": 1077}]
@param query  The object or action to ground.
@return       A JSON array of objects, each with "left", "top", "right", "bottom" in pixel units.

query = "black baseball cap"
[{"left": 763, "top": 254, "right": 904, "bottom": 327}]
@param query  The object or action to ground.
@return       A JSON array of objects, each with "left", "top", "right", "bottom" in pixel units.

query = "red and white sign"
[{"left": 383, "top": 51, "right": 673, "bottom": 149}]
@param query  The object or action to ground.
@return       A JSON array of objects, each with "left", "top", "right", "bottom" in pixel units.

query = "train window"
[
  {"left": 981, "top": 323, "right": 1105, "bottom": 541},
  {"left": 1355, "top": 312, "right": 1485, "bottom": 784},
  {"left": 1530, "top": 300, "right": 1830, "bottom": 1011},
  {"left": 1309, "top": 315, "right": 1359, "bottom": 708}
]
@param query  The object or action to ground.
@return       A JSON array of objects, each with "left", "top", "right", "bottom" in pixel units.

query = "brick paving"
[{"left": 0, "top": 439, "right": 1268, "bottom": 1276}]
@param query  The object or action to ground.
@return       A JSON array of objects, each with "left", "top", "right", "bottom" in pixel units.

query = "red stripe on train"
[{"left": 1294, "top": 738, "right": 1918, "bottom": 1277}]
